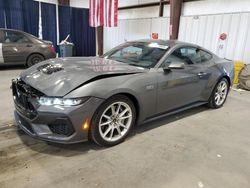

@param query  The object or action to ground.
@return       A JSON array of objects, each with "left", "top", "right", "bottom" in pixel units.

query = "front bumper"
[{"left": 14, "top": 97, "right": 104, "bottom": 144}]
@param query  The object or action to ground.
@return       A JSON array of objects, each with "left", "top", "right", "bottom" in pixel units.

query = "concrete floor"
[{"left": 0, "top": 67, "right": 250, "bottom": 188}]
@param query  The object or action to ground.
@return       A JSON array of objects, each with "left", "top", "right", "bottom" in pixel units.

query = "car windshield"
[{"left": 104, "top": 42, "right": 168, "bottom": 68}]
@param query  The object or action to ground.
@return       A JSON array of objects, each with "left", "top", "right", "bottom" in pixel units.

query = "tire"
[
  {"left": 208, "top": 78, "right": 229, "bottom": 109},
  {"left": 90, "top": 95, "right": 136, "bottom": 147},
  {"left": 26, "top": 54, "right": 44, "bottom": 67}
]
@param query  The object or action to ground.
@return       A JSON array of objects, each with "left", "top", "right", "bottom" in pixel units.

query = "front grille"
[
  {"left": 12, "top": 79, "right": 43, "bottom": 119},
  {"left": 48, "top": 119, "right": 75, "bottom": 136}
]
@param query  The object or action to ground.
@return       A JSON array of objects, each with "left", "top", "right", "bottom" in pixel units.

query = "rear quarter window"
[{"left": 200, "top": 50, "right": 213, "bottom": 63}]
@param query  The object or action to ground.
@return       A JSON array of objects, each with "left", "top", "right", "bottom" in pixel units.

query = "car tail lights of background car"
[{"left": 49, "top": 45, "right": 55, "bottom": 54}]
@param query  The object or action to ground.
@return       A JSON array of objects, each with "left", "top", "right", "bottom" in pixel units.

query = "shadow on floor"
[
  {"left": 17, "top": 105, "right": 208, "bottom": 157},
  {"left": 0, "top": 64, "right": 26, "bottom": 70}
]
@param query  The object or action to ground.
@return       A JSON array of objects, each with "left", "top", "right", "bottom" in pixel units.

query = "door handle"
[
  {"left": 197, "top": 72, "right": 207, "bottom": 77},
  {"left": 26, "top": 44, "right": 32, "bottom": 47}
]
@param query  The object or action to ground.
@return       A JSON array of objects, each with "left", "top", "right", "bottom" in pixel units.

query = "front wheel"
[
  {"left": 90, "top": 95, "right": 136, "bottom": 146},
  {"left": 208, "top": 78, "right": 229, "bottom": 108}
]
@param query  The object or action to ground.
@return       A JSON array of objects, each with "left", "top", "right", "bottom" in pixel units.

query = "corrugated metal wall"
[
  {"left": 104, "top": 17, "right": 170, "bottom": 52},
  {"left": 179, "top": 12, "right": 250, "bottom": 63},
  {"left": 104, "top": 12, "right": 250, "bottom": 63}
]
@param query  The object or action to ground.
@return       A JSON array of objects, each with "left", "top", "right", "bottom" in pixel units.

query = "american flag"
[{"left": 89, "top": 0, "right": 118, "bottom": 27}]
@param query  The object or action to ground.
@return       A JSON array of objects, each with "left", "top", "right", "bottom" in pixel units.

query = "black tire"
[
  {"left": 26, "top": 54, "right": 45, "bottom": 67},
  {"left": 90, "top": 95, "right": 136, "bottom": 147},
  {"left": 208, "top": 78, "right": 229, "bottom": 109}
]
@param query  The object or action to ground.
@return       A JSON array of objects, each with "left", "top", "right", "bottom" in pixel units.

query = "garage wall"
[
  {"left": 103, "top": 0, "right": 250, "bottom": 63},
  {"left": 179, "top": 13, "right": 250, "bottom": 62},
  {"left": 182, "top": 0, "right": 250, "bottom": 16},
  {"left": 103, "top": 17, "right": 170, "bottom": 52},
  {"left": 70, "top": 0, "right": 88, "bottom": 8}
]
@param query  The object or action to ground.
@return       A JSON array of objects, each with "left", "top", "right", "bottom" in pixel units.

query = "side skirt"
[{"left": 142, "top": 101, "right": 208, "bottom": 124}]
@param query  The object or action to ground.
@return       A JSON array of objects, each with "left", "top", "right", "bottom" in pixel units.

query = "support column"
[
  {"left": 97, "top": 26, "right": 104, "bottom": 56},
  {"left": 159, "top": 0, "right": 164, "bottom": 17},
  {"left": 169, "top": 0, "right": 183, "bottom": 39}
]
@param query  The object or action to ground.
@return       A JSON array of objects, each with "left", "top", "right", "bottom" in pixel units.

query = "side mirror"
[{"left": 163, "top": 61, "right": 185, "bottom": 72}]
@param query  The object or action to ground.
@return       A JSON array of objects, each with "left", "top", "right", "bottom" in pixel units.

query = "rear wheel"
[
  {"left": 90, "top": 95, "right": 136, "bottom": 146},
  {"left": 26, "top": 54, "right": 44, "bottom": 67},
  {"left": 208, "top": 78, "right": 229, "bottom": 108}
]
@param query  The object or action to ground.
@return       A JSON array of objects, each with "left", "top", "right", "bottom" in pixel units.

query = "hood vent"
[{"left": 37, "top": 63, "right": 64, "bottom": 75}]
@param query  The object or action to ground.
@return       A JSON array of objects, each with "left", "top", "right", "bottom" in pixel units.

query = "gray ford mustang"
[{"left": 12, "top": 40, "right": 234, "bottom": 146}]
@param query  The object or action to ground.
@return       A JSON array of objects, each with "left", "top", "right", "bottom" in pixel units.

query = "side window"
[
  {"left": 162, "top": 46, "right": 202, "bottom": 67},
  {"left": 200, "top": 50, "right": 213, "bottom": 63},
  {"left": 179, "top": 47, "right": 201, "bottom": 64},
  {"left": 3, "top": 31, "right": 30, "bottom": 43}
]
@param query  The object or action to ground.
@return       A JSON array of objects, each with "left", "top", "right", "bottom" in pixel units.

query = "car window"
[
  {"left": 200, "top": 50, "right": 213, "bottom": 63},
  {"left": 3, "top": 31, "right": 31, "bottom": 43},
  {"left": 106, "top": 43, "right": 168, "bottom": 68},
  {"left": 162, "top": 46, "right": 205, "bottom": 67}
]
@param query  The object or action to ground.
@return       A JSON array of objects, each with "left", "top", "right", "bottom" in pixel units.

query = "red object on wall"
[
  {"left": 219, "top": 33, "right": 227, "bottom": 40},
  {"left": 152, "top": 33, "right": 158, "bottom": 39}
]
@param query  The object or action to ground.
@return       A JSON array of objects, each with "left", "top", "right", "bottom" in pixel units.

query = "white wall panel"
[
  {"left": 119, "top": 0, "right": 138, "bottom": 7},
  {"left": 210, "top": 15, "right": 223, "bottom": 53},
  {"left": 225, "top": 14, "right": 240, "bottom": 59},
  {"left": 104, "top": 17, "right": 170, "bottom": 52},
  {"left": 128, "top": 19, "right": 151, "bottom": 40},
  {"left": 150, "top": 17, "right": 169, "bottom": 40},
  {"left": 179, "top": 12, "right": 250, "bottom": 63},
  {"left": 119, "top": 6, "right": 159, "bottom": 19},
  {"left": 182, "top": 0, "right": 250, "bottom": 16},
  {"left": 70, "top": 0, "right": 88, "bottom": 8},
  {"left": 236, "top": 13, "right": 250, "bottom": 61},
  {"left": 203, "top": 16, "right": 214, "bottom": 50},
  {"left": 195, "top": 16, "right": 207, "bottom": 47},
  {"left": 119, "top": 0, "right": 158, "bottom": 7}
]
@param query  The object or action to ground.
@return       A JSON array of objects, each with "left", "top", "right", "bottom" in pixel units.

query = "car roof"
[
  {"left": 127, "top": 39, "right": 197, "bottom": 48},
  {"left": 0, "top": 28, "right": 27, "bottom": 34},
  {"left": 125, "top": 39, "right": 216, "bottom": 55}
]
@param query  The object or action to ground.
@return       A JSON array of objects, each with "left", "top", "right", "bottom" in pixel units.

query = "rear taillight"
[{"left": 49, "top": 45, "right": 55, "bottom": 53}]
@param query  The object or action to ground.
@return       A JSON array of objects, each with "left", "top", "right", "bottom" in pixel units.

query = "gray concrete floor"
[{"left": 0, "top": 67, "right": 250, "bottom": 188}]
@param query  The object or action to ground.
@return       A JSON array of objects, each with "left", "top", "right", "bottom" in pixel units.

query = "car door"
[
  {"left": 156, "top": 46, "right": 212, "bottom": 114},
  {"left": 2, "top": 30, "right": 33, "bottom": 63}
]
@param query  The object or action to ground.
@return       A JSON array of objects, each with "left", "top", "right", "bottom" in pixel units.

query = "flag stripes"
[{"left": 89, "top": 0, "right": 118, "bottom": 27}]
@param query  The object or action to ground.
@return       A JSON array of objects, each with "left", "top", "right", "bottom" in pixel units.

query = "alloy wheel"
[
  {"left": 99, "top": 102, "right": 133, "bottom": 142},
  {"left": 214, "top": 80, "right": 228, "bottom": 106}
]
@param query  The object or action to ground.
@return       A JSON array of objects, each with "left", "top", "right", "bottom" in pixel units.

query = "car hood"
[{"left": 20, "top": 57, "right": 146, "bottom": 97}]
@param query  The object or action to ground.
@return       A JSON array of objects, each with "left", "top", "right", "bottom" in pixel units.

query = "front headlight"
[{"left": 38, "top": 97, "right": 89, "bottom": 106}]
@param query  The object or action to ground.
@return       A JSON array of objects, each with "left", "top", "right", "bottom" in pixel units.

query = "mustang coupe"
[{"left": 12, "top": 40, "right": 234, "bottom": 146}]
